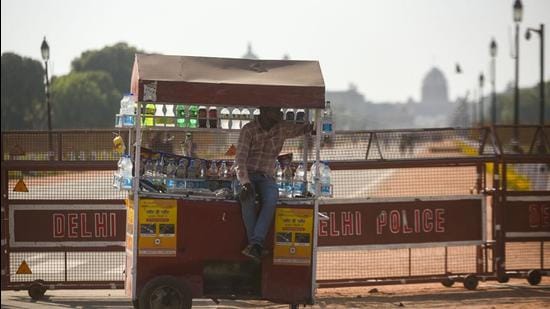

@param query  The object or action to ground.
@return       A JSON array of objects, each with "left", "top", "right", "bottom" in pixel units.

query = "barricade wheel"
[
  {"left": 28, "top": 282, "right": 46, "bottom": 300},
  {"left": 441, "top": 277, "right": 455, "bottom": 287},
  {"left": 497, "top": 274, "right": 509, "bottom": 283},
  {"left": 463, "top": 274, "right": 478, "bottom": 290},
  {"left": 527, "top": 269, "right": 542, "bottom": 286},
  {"left": 139, "top": 276, "right": 192, "bottom": 309}
]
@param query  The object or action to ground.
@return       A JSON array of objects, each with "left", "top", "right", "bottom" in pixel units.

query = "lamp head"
[
  {"left": 40, "top": 37, "right": 50, "bottom": 61},
  {"left": 525, "top": 29, "right": 531, "bottom": 40}
]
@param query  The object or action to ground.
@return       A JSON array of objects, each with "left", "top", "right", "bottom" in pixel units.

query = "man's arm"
[
  {"left": 281, "top": 122, "right": 312, "bottom": 139},
  {"left": 235, "top": 127, "right": 252, "bottom": 184}
]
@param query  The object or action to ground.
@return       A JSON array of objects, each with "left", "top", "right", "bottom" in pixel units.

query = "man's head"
[{"left": 258, "top": 107, "right": 282, "bottom": 130}]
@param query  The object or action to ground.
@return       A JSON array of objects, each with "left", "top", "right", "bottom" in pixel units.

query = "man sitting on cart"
[{"left": 236, "top": 106, "right": 312, "bottom": 262}]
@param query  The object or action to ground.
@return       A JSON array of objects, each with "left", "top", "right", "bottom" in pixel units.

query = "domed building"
[
  {"left": 413, "top": 67, "right": 452, "bottom": 127},
  {"left": 421, "top": 67, "right": 449, "bottom": 106}
]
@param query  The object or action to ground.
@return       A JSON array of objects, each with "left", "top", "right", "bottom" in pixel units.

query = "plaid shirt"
[{"left": 236, "top": 120, "right": 307, "bottom": 184}]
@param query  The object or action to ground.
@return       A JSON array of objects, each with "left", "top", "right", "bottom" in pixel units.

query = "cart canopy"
[{"left": 130, "top": 53, "right": 325, "bottom": 108}]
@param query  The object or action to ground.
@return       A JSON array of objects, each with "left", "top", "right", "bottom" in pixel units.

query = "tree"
[
  {"left": 1, "top": 52, "right": 46, "bottom": 130},
  {"left": 71, "top": 42, "right": 142, "bottom": 95},
  {"left": 50, "top": 71, "right": 119, "bottom": 128}
]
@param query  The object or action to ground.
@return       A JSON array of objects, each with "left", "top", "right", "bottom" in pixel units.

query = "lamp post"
[
  {"left": 526, "top": 24, "right": 545, "bottom": 125},
  {"left": 41, "top": 36, "right": 53, "bottom": 160},
  {"left": 490, "top": 38, "right": 498, "bottom": 126},
  {"left": 479, "top": 73, "right": 485, "bottom": 126},
  {"left": 512, "top": 0, "right": 523, "bottom": 144}
]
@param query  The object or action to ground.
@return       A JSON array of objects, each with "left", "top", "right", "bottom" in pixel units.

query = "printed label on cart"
[
  {"left": 138, "top": 199, "right": 177, "bottom": 256},
  {"left": 273, "top": 207, "right": 313, "bottom": 266}
]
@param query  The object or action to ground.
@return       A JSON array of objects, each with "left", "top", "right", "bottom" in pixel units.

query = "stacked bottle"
[
  {"left": 119, "top": 94, "right": 135, "bottom": 127},
  {"left": 119, "top": 155, "right": 133, "bottom": 190},
  {"left": 292, "top": 163, "right": 306, "bottom": 197}
]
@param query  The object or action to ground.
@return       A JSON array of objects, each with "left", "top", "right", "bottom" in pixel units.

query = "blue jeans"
[{"left": 240, "top": 173, "right": 278, "bottom": 247}]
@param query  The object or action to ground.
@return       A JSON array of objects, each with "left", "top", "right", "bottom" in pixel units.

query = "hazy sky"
[{"left": 2, "top": 0, "right": 549, "bottom": 103}]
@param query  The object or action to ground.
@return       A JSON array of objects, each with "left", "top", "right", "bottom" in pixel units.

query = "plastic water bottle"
[
  {"left": 175, "top": 105, "right": 186, "bottom": 128},
  {"left": 120, "top": 155, "right": 133, "bottom": 190},
  {"left": 187, "top": 159, "right": 197, "bottom": 178},
  {"left": 188, "top": 105, "right": 198, "bottom": 128},
  {"left": 322, "top": 101, "right": 334, "bottom": 136},
  {"left": 208, "top": 106, "right": 218, "bottom": 128},
  {"left": 175, "top": 159, "right": 187, "bottom": 178},
  {"left": 241, "top": 108, "right": 251, "bottom": 127},
  {"left": 308, "top": 161, "right": 323, "bottom": 196},
  {"left": 293, "top": 163, "right": 306, "bottom": 197},
  {"left": 220, "top": 108, "right": 230, "bottom": 129},
  {"left": 275, "top": 161, "right": 284, "bottom": 197},
  {"left": 144, "top": 159, "right": 154, "bottom": 177},
  {"left": 320, "top": 161, "right": 332, "bottom": 197},
  {"left": 283, "top": 164, "right": 293, "bottom": 198},
  {"left": 231, "top": 108, "right": 241, "bottom": 129},
  {"left": 113, "top": 156, "right": 123, "bottom": 188}
]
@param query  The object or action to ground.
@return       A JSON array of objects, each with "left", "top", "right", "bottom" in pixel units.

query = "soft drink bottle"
[
  {"left": 198, "top": 106, "right": 207, "bottom": 128},
  {"left": 231, "top": 108, "right": 241, "bottom": 129},
  {"left": 188, "top": 105, "right": 198, "bottom": 128},
  {"left": 208, "top": 160, "right": 218, "bottom": 178},
  {"left": 241, "top": 108, "right": 251, "bottom": 127},
  {"left": 208, "top": 106, "right": 218, "bottom": 128},
  {"left": 253, "top": 108, "right": 260, "bottom": 120},
  {"left": 143, "top": 103, "right": 156, "bottom": 127},
  {"left": 175, "top": 105, "right": 186, "bottom": 128},
  {"left": 220, "top": 108, "right": 231, "bottom": 129},
  {"left": 285, "top": 108, "right": 295, "bottom": 122},
  {"left": 296, "top": 109, "right": 306, "bottom": 123}
]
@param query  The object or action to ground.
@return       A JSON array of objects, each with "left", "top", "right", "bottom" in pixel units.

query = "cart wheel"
[
  {"left": 497, "top": 273, "right": 509, "bottom": 283},
  {"left": 28, "top": 282, "right": 47, "bottom": 300},
  {"left": 527, "top": 269, "right": 542, "bottom": 286},
  {"left": 139, "top": 276, "right": 192, "bottom": 309},
  {"left": 441, "top": 277, "right": 455, "bottom": 288},
  {"left": 463, "top": 274, "right": 478, "bottom": 290},
  {"left": 289, "top": 304, "right": 299, "bottom": 309}
]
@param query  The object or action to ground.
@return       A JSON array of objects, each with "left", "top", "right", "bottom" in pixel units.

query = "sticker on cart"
[
  {"left": 138, "top": 199, "right": 177, "bottom": 256},
  {"left": 273, "top": 207, "right": 313, "bottom": 266},
  {"left": 143, "top": 81, "right": 157, "bottom": 102}
]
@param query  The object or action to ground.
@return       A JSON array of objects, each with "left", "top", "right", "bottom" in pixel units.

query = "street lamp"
[
  {"left": 512, "top": 0, "right": 523, "bottom": 144},
  {"left": 525, "top": 24, "right": 545, "bottom": 126},
  {"left": 479, "top": 73, "right": 485, "bottom": 126},
  {"left": 490, "top": 38, "right": 498, "bottom": 126},
  {"left": 41, "top": 36, "right": 53, "bottom": 160}
]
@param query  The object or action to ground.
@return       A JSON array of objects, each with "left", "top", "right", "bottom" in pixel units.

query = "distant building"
[{"left": 242, "top": 42, "right": 258, "bottom": 59}]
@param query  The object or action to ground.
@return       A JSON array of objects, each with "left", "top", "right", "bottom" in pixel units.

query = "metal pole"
[
  {"left": 44, "top": 60, "right": 53, "bottom": 160},
  {"left": 479, "top": 74, "right": 485, "bottom": 126},
  {"left": 491, "top": 57, "right": 497, "bottom": 126},
  {"left": 540, "top": 24, "right": 545, "bottom": 125},
  {"left": 514, "top": 22, "right": 520, "bottom": 141}
]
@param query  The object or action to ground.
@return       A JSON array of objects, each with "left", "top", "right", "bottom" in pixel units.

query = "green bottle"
[
  {"left": 188, "top": 105, "right": 198, "bottom": 128},
  {"left": 175, "top": 105, "right": 186, "bottom": 128}
]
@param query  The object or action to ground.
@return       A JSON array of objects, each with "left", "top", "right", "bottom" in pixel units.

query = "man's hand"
[{"left": 239, "top": 183, "right": 254, "bottom": 203}]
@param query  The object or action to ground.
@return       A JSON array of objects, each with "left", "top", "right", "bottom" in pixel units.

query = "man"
[{"left": 236, "top": 106, "right": 311, "bottom": 262}]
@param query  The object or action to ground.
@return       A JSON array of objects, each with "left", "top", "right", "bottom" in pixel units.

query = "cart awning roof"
[{"left": 130, "top": 53, "right": 325, "bottom": 108}]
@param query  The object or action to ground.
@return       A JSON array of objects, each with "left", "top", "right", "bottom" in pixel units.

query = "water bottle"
[
  {"left": 120, "top": 94, "right": 135, "bottom": 127},
  {"left": 231, "top": 108, "right": 241, "bottom": 129},
  {"left": 188, "top": 105, "right": 198, "bottom": 128},
  {"left": 241, "top": 108, "right": 251, "bottom": 127},
  {"left": 198, "top": 160, "right": 207, "bottom": 179},
  {"left": 253, "top": 108, "right": 260, "bottom": 120},
  {"left": 175, "top": 105, "right": 186, "bottom": 128},
  {"left": 155, "top": 156, "right": 165, "bottom": 177},
  {"left": 292, "top": 163, "right": 306, "bottom": 197},
  {"left": 308, "top": 161, "right": 323, "bottom": 196},
  {"left": 144, "top": 159, "right": 154, "bottom": 177},
  {"left": 208, "top": 106, "right": 218, "bottom": 128},
  {"left": 275, "top": 161, "right": 284, "bottom": 197},
  {"left": 220, "top": 108, "right": 231, "bottom": 129},
  {"left": 113, "top": 156, "right": 123, "bottom": 189},
  {"left": 322, "top": 101, "right": 334, "bottom": 136},
  {"left": 165, "top": 158, "right": 177, "bottom": 178},
  {"left": 283, "top": 164, "right": 293, "bottom": 198},
  {"left": 187, "top": 159, "right": 197, "bottom": 178},
  {"left": 120, "top": 155, "right": 133, "bottom": 190},
  {"left": 320, "top": 161, "right": 332, "bottom": 197}
]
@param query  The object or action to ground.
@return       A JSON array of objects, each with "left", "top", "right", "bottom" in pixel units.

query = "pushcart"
[{"left": 124, "top": 54, "right": 326, "bottom": 308}]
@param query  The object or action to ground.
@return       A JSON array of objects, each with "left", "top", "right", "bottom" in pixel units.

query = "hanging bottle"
[
  {"left": 208, "top": 106, "right": 218, "bottom": 128},
  {"left": 220, "top": 108, "right": 231, "bottom": 129},
  {"left": 165, "top": 104, "right": 175, "bottom": 127},
  {"left": 175, "top": 104, "right": 186, "bottom": 128},
  {"left": 296, "top": 109, "right": 306, "bottom": 124},
  {"left": 231, "top": 108, "right": 241, "bottom": 129},
  {"left": 154, "top": 103, "right": 166, "bottom": 127},
  {"left": 188, "top": 105, "right": 198, "bottom": 128},
  {"left": 285, "top": 108, "right": 295, "bottom": 122},
  {"left": 198, "top": 106, "right": 207, "bottom": 128},
  {"left": 241, "top": 108, "right": 251, "bottom": 127}
]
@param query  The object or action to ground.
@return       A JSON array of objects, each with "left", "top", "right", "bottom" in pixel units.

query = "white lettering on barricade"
[
  {"left": 376, "top": 208, "right": 446, "bottom": 235},
  {"left": 319, "top": 211, "right": 362, "bottom": 237},
  {"left": 52, "top": 212, "right": 118, "bottom": 239}
]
